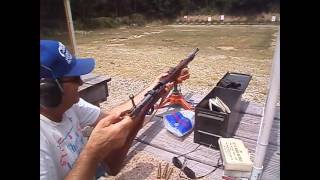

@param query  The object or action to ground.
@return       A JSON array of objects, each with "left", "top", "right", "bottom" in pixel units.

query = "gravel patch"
[{"left": 99, "top": 151, "right": 208, "bottom": 180}]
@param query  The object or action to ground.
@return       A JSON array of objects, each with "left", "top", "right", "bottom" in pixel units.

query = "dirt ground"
[{"left": 76, "top": 24, "right": 279, "bottom": 110}]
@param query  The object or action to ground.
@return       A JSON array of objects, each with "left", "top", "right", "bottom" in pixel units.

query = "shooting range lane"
[{"left": 126, "top": 93, "right": 280, "bottom": 180}]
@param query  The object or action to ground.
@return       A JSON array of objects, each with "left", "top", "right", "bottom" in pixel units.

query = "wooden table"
[
  {"left": 127, "top": 93, "right": 280, "bottom": 180},
  {"left": 79, "top": 73, "right": 111, "bottom": 107}
]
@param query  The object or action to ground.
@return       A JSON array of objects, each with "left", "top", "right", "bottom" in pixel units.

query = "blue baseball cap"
[{"left": 40, "top": 40, "right": 95, "bottom": 79}]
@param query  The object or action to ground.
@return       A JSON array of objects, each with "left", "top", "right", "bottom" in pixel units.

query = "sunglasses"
[
  {"left": 172, "top": 145, "right": 222, "bottom": 179},
  {"left": 172, "top": 157, "right": 196, "bottom": 179}
]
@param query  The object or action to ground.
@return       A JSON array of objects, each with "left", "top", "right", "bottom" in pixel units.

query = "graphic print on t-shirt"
[{"left": 53, "top": 117, "right": 85, "bottom": 171}]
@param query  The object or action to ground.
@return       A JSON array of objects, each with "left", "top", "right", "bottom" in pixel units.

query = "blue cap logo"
[{"left": 58, "top": 42, "right": 73, "bottom": 64}]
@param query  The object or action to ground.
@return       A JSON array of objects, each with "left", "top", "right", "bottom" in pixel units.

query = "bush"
[
  {"left": 74, "top": 17, "right": 119, "bottom": 30},
  {"left": 98, "top": 17, "right": 119, "bottom": 28},
  {"left": 74, "top": 14, "right": 148, "bottom": 30},
  {"left": 73, "top": 20, "right": 86, "bottom": 30},
  {"left": 115, "top": 16, "right": 131, "bottom": 25},
  {"left": 129, "top": 13, "right": 146, "bottom": 26}
]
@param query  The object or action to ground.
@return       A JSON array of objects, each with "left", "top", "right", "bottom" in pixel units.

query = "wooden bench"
[
  {"left": 127, "top": 93, "right": 280, "bottom": 180},
  {"left": 79, "top": 73, "right": 111, "bottom": 107}
]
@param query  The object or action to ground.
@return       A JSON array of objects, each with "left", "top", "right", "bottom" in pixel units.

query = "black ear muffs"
[{"left": 40, "top": 79, "right": 63, "bottom": 108}]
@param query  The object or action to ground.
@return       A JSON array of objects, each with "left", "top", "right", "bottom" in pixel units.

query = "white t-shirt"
[{"left": 40, "top": 98, "right": 100, "bottom": 180}]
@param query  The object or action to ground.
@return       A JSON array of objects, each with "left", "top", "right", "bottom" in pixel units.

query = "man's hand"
[
  {"left": 153, "top": 67, "right": 190, "bottom": 92},
  {"left": 85, "top": 113, "right": 134, "bottom": 162},
  {"left": 176, "top": 68, "right": 190, "bottom": 83}
]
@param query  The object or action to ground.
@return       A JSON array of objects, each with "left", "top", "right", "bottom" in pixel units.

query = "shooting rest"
[{"left": 156, "top": 83, "right": 193, "bottom": 110}]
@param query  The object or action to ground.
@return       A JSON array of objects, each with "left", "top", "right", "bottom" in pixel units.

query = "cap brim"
[{"left": 63, "top": 58, "right": 95, "bottom": 77}]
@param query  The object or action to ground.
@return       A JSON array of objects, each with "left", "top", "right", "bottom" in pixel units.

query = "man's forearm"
[
  {"left": 101, "top": 81, "right": 162, "bottom": 175},
  {"left": 65, "top": 147, "right": 100, "bottom": 180},
  {"left": 102, "top": 122, "right": 142, "bottom": 175}
]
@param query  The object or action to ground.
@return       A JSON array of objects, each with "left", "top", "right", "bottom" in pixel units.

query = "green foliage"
[
  {"left": 74, "top": 17, "right": 119, "bottom": 30},
  {"left": 129, "top": 13, "right": 146, "bottom": 26},
  {"left": 41, "top": 0, "right": 280, "bottom": 30},
  {"left": 115, "top": 16, "right": 131, "bottom": 25},
  {"left": 73, "top": 14, "right": 148, "bottom": 30}
]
